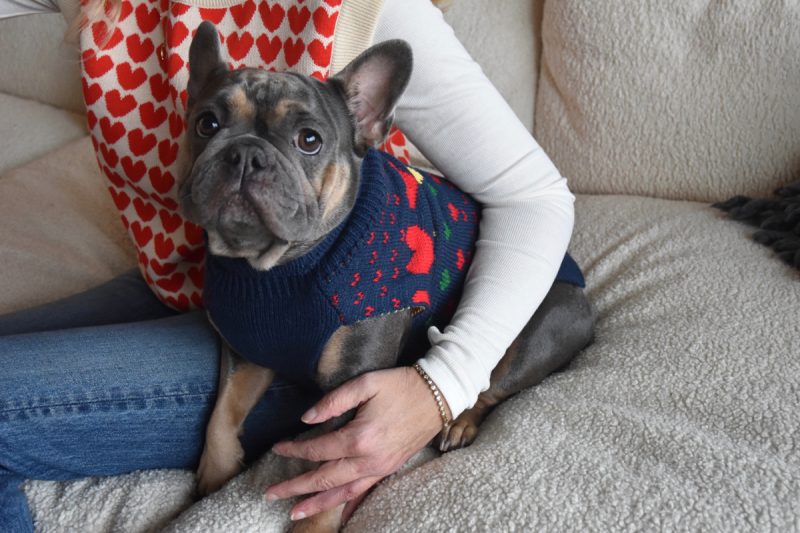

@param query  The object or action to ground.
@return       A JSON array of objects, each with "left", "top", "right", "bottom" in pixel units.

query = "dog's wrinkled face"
[{"left": 179, "top": 22, "right": 412, "bottom": 270}]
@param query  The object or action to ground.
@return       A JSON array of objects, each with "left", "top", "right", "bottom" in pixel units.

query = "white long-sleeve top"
[{"left": 1, "top": 0, "right": 575, "bottom": 418}]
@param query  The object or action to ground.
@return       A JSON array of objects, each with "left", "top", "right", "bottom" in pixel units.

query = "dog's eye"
[
  {"left": 294, "top": 128, "right": 323, "bottom": 155},
  {"left": 196, "top": 112, "right": 220, "bottom": 138}
]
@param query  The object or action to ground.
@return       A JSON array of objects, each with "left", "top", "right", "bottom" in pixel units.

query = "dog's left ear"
[
  {"left": 331, "top": 40, "right": 413, "bottom": 155},
  {"left": 188, "top": 21, "right": 228, "bottom": 108}
]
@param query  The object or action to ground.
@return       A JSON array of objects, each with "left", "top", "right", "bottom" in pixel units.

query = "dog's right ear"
[{"left": 188, "top": 21, "right": 227, "bottom": 108}]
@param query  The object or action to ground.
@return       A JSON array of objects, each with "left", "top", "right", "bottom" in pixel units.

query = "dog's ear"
[
  {"left": 188, "top": 21, "right": 227, "bottom": 108},
  {"left": 331, "top": 40, "right": 413, "bottom": 155}
]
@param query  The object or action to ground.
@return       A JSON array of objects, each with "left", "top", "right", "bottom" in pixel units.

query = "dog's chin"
[{"left": 207, "top": 231, "right": 290, "bottom": 271}]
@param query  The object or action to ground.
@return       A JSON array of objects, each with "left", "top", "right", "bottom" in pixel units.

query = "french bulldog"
[{"left": 179, "top": 21, "right": 595, "bottom": 532}]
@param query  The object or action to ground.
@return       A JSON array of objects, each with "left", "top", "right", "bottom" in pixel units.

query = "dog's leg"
[
  {"left": 196, "top": 342, "right": 275, "bottom": 497},
  {"left": 438, "top": 282, "right": 595, "bottom": 451}
]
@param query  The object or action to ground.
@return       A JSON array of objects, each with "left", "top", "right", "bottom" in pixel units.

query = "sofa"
[{"left": 2, "top": 1, "right": 798, "bottom": 531}]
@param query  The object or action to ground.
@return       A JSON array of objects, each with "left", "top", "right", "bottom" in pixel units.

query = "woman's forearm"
[{"left": 375, "top": 0, "right": 575, "bottom": 417}]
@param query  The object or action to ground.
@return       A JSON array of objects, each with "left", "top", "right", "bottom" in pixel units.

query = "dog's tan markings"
[
  {"left": 196, "top": 347, "right": 275, "bottom": 496},
  {"left": 227, "top": 86, "right": 256, "bottom": 121},
  {"left": 318, "top": 161, "right": 352, "bottom": 222},
  {"left": 316, "top": 325, "right": 350, "bottom": 384},
  {"left": 271, "top": 99, "right": 306, "bottom": 124}
]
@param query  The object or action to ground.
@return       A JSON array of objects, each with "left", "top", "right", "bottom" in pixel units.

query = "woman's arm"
[
  {"left": 0, "top": 0, "right": 58, "bottom": 18},
  {"left": 381, "top": 0, "right": 575, "bottom": 418}
]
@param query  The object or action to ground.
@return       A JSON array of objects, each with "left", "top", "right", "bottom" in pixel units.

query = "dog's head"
[{"left": 179, "top": 21, "right": 412, "bottom": 270}]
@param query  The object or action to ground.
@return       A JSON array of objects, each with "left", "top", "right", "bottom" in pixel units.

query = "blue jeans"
[{"left": 0, "top": 269, "right": 318, "bottom": 532}]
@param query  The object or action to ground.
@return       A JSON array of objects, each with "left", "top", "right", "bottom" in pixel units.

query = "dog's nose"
[{"left": 224, "top": 144, "right": 268, "bottom": 177}]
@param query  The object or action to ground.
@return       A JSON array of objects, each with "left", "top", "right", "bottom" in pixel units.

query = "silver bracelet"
[{"left": 412, "top": 363, "right": 452, "bottom": 431}]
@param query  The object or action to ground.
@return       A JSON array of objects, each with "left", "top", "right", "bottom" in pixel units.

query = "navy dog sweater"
[{"left": 204, "top": 149, "right": 585, "bottom": 385}]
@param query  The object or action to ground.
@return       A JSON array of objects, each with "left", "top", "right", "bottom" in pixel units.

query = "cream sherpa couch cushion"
[{"left": 535, "top": 1, "right": 800, "bottom": 202}]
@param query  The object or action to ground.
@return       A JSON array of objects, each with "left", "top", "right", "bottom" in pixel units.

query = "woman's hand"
[{"left": 265, "top": 366, "right": 449, "bottom": 522}]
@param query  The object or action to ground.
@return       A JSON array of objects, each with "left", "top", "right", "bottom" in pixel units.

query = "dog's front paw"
[
  {"left": 195, "top": 436, "right": 245, "bottom": 498},
  {"left": 436, "top": 416, "right": 479, "bottom": 452}
]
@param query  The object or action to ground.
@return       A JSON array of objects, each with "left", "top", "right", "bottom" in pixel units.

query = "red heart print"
[
  {"left": 119, "top": 2, "right": 133, "bottom": 21},
  {"left": 100, "top": 144, "right": 119, "bottom": 167},
  {"left": 390, "top": 128, "right": 406, "bottom": 146},
  {"left": 120, "top": 214, "right": 130, "bottom": 229},
  {"left": 149, "top": 73, "right": 170, "bottom": 102},
  {"left": 259, "top": 3, "right": 285, "bottom": 32},
  {"left": 137, "top": 250, "right": 148, "bottom": 267},
  {"left": 404, "top": 225, "right": 434, "bottom": 275},
  {"left": 92, "top": 21, "right": 123, "bottom": 50},
  {"left": 447, "top": 203, "right": 460, "bottom": 222},
  {"left": 86, "top": 110, "right": 98, "bottom": 130},
  {"left": 100, "top": 117, "right": 126, "bottom": 144},
  {"left": 150, "top": 257, "right": 177, "bottom": 276},
  {"left": 127, "top": 35, "right": 155, "bottom": 63},
  {"left": 131, "top": 221, "right": 154, "bottom": 247},
  {"left": 312, "top": 7, "right": 337, "bottom": 37},
  {"left": 117, "top": 62, "right": 147, "bottom": 90},
  {"left": 154, "top": 232, "right": 175, "bottom": 258},
  {"left": 231, "top": 0, "right": 256, "bottom": 27},
  {"left": 108, "top": 186, "right": 131, "bottom": 210},
  {"left": 227, "top": 32, "right": 254, "bottom": 61},
  {"left": 156, "top": 272, "right": 186, "bottom": 293},
  {"left": 151, "top": 193, "right": 179, "bottom": 210},
  {"left": 310, "top": 71, "right": 325, "bottom": 81},
  {"left": 128, "top": 129, "right": 157, "bottom": 156},
  {"left": 412, "top": 290, "right": 430, "bottom": 306},
  {"left": 105, "top": 90, "right": 136, "bottom": 117},
  {"left": 188, "top": 266, "right": 204, "bottom": 288},
  {"left": 288, "top": 5, "right": 311, "bottom": 34},
  {"left": 83, "top": 52, "right": 113, "bottom": 78},
  {"left": 169, "top": 21, "right": 190, "bottom": 48},
  {"left": 133, "top": 197, "right": 157, "bottom": 221},
  {"left": 158, "top": 139, "right": 179, "bottom": 166},
  {"left": 284, "top": 38, "right": 305, "bottom": 66},
  {"left": 141, "top": 102, "right": 168, "bottom": 129},
  {"left": 168, "top": 53, "right": 185, "bottom": 79},
  {"left": 121, "top": 156, "right": 146, "bottom": 182},
  {"left": 149, "top": 167, "right": 175, "bottom": 194},
  {"left": 82, "top": 79, "right": 102, "bottom": 104},
  {"left": 190, "top": 291, "right": 204, "bottom": 308},
  {"left": 104, "top": 166, "right": 126, "bottom": 187},
  {"left": 184, "top": 222, "right": 204, "bottom": 245},
  {"left": 200, "top": 7, "right": 227, "bottom": 24},
  {"left": 256, "top": 35, "right": 282, "bottom": 64},
  {"left": 135, "top": 4, "right": 160, "bottom": 33},
  {"left": 169, "top": 112, "right": 184, "bottom": 138},
  {"left": 324, "top": 0, "right": 341, "bottom": 6},
  {"left": 159, "top": 209, "right": 182, "bottom": 232},
  {"left": 164, "top": 293, "right": 191, "bottom": 311},
  {"left": 308, "top": 39, "right": 331, "bottom": 67},
  {"left": 171, "top": 2, "right": 190, "bottom": 16}
]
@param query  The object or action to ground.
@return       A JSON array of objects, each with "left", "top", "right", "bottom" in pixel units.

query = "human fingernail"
[
  {"left": 291, "top": 511, "right": 306, "bottom": 521},
  {"left": 301, "top": 407, "right": 317, "bottom": 423},
  {"left": 265, "top": 492, "right": 278, "bottom": 501}
]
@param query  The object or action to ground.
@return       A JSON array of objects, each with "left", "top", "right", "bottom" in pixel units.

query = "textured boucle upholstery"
[{"left": 535, "top": 1, "right": 800, "bottom": 202}]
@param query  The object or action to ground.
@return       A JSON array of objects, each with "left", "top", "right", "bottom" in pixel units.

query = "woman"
[{"left": 0, "top": 0, "right": 576, "bottom": 530}]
